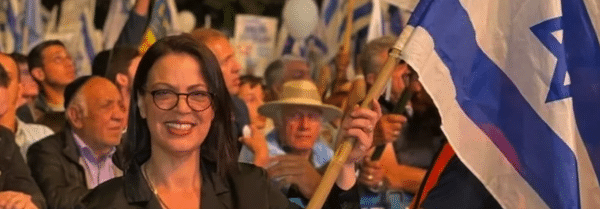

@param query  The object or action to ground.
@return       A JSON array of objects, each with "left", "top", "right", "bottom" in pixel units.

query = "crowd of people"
[{"left": 0, "top": 1, "right": 503, "bottom": 209}]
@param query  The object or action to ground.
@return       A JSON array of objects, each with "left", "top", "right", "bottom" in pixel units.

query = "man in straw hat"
[{"left": 238, "top": 79, "right": 345, "bottom": 205}]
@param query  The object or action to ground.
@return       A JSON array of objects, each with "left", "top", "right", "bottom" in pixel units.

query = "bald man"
[
  {"left": 0, "top": 54, "right": 54, "bottom": 160},
  {"left": 28, "top": 76, "right": 126, "bottom": 208},
  {"left": 0, "top": 53, "right": 46, "bottom": 209}
]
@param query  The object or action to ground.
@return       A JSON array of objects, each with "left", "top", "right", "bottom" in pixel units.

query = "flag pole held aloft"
[{"left": 306, "top": 25, "right": 415, "bottom": 209}]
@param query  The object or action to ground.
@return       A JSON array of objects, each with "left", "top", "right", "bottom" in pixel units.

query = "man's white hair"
[{"left": 65, "top": 90, "right": 88, "bottom": 124}]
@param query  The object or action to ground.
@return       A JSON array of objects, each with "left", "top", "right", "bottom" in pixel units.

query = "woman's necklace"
[{"left": 142, "top": 163, "right": 171, "bottom": 209}]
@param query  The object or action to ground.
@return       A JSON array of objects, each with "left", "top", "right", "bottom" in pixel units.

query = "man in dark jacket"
[
  {"left": 27, "top": 76, "right": 126, "bottom": 208},
  {"left": 0, "top": 126, "right": 46, "bottom": 209}
]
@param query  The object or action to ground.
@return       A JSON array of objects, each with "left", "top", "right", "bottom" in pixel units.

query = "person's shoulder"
[
  {"left": 232, "top": 163, "right": 270, "bottom": 184},
  {"left": 237, "top": 163, "right": 266, "bottom": 177},
  {"left": 0, "top": 126, "right": 17, "bottom": 157},
  {"left": 21, "top": 122, "right": 54, "bottom": 135},
  {"left": 28, "top": 131, "right": 64, "bottom": 151},
  {"left": 0, "top": 125, "right": 14, "bottom": 140},
  {"left": 81, "top": 177, "right": 128, "bottom": 209}
]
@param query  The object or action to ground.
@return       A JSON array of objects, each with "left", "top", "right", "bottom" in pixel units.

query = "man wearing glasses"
[
  {"left": 27, "top": 76, "right": 126, "bottom": 209},
  {"left": 238, "top": 80, "right": 343, "bottom": 207},
  {"left": 28, "top": 40, "right": 77, "bottom": 132}
]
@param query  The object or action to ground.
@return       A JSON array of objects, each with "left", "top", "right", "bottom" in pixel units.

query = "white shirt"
[{"left": 15, "top": 119, "right": 54, "bottom": 160}]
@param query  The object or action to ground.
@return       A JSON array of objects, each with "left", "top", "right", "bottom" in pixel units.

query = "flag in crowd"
[
  {"left": 278, "top": 0, "right": 405, "bottom": 67},
  {"left": 400, "top": 0, "right": 600, "bottom": 208},
  {"left": 1, "top": 0, "right": 54, "bottom": 54},
  {"left": 73, "top": 8, "right": 98, "bottom": 76},
  {"left": 102, "top": 0, "right": 134, "bottom": 49},
  {"left": 22, "top": 0, "right": 43, "bottom": 53},
  {"left": 138, "top": 0, "right": 180, "bottom": 53},
  {"left": 3, "top": 0, "right": 22, "bottom": 53}
]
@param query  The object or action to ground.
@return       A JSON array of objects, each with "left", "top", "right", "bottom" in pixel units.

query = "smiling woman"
[{"left": 81, "top": 34, "right": 380, "bottom": 209}]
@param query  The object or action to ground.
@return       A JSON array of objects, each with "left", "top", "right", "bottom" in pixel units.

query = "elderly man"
[
  {"left": 28, "top": 40, "right": 77, "bottom": 132},
  {"left": 238, "top": 80, "right": 344, "bottom": 205},
  {"left": 27, "top": 76, "right": 126, "bottom": 208},
  {"left": 0, "top": 54, "right": 54, "bottom": 160},
  {"left": 0, "top": 56, "right": 46, "bottom": 209}
]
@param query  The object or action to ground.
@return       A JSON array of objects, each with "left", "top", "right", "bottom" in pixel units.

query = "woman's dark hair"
[{"left": 128, "top": 34, "right": 238, "bottom": 178}]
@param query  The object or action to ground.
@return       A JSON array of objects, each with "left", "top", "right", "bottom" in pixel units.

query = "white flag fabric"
[
  {"left": 74, "top": 8, "right": 98, "bottom": 76},
  {"left": 22, "top": 0, "right": 44, "bottom": 53},
  {"left": 102, "top": 0, "right": 133, "bottom": 50},
  {"left": 1, "top": 0, "right": 20, "bottom": 53},
  {"left": 400, "top": 0, "right": 600, "bottom": 208}
]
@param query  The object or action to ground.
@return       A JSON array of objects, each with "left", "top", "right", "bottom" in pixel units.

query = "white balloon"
[
  {"left": 178, "top": 10, "right": 197, "bottom": 33},
  {"left": 282, "top": 0, "right": 319, "bottom": 39}
]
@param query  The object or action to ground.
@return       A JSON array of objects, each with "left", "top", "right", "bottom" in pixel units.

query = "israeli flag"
[
  {"left": 3, "top": 0, "right": 21, "bottom": 53},
  {"left": 22, "top": 0, "right": 44, "bottom": 53},
  {"left": 73, "top": 9, "right": 98, "bottom": 76},
  {"left": 400, "top": 0, "right": 600, "bottom": 208}
]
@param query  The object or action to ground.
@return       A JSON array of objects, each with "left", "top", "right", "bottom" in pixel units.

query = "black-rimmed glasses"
[{"left": 149, "top": 89, "right": 214, "bottom": 112}]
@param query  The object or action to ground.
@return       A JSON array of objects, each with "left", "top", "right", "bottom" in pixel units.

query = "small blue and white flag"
[
  {"left": 73, "top": 8, "right": 98, "bottom": 76},
  {"left": 3, "top": 0, "right": 21, "bottom": 53},
  {"left": 400, "top": 0, "right": 600, "bottom": 208},
  {"left": 22, "top": 0, "right": 44, "bottom": 53}
]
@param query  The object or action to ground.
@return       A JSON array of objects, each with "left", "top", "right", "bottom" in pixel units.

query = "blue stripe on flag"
[
  {"left": 337, "top": 2, "right": 373, "bottom": 41},
  {"left": 353, "top": 2, "right": 372, "bottom": 21},
  {"left": 80, "top": 14, "right": 96, "bottom": 62},
  {"left": 25, "top": 0, "right": 42, "bottom": 49},
  {"left": 407, "top": 0, "right": 435, "bottom": 26},
  {"left": 282, "top": 36, "right": 295, "bottom": 55},
  {"left": 6, "top": 0, "right": 22, "bottom": 52},
  {"left": 412, "top": 0, "right": 580, "bottom": 208},
  {"left": 323, "top": 0, "right": 339, "bottom": 25},
  {"left": 308, "top": 35, "right": 328, "bottom": 54},
  {"left": 563, "top": 0, "right": 600, "bottom": 185},
  {"left": 388, "top": 5, "right": 402, "bottom": 36}
]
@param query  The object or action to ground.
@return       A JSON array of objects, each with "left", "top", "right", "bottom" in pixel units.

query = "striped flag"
[
  {"left": 314, "top": 0, "right": 372, "bottom": 65},
  {"left": 312, "top": 0, "right": 405, "bottom": 67},
  {"left": 22, "top": 0, "right": 44, "bottom": 53},
  {"left": 74, "top": 8, "right": 98, "bottom": 76},
  {"left": 138, "top": 0, "right": 179, "bottom": 53},
  {"left": 2, "top": 0, "right": 21, "bottom": 53},
  {"left": 400, "top": 0, "right": 600, "bottom": 208}
]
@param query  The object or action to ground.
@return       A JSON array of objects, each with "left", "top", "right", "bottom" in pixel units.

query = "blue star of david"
[{"left": 531, "top": 17, "right": 571, "bottom": 103}]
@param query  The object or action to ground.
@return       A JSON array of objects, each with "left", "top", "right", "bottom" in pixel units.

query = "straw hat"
[{"left": 258, "top": 80, "right": 343, "bottom": 122}]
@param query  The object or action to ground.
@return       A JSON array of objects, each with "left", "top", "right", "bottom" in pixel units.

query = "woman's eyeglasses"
[{"left": 149, "top": 89, "right": 214, "bottom": 112}]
